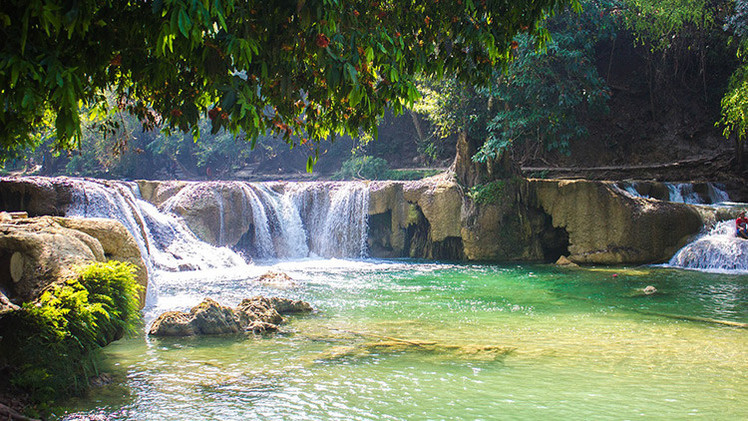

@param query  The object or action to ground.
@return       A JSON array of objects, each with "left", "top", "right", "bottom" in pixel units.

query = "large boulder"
[
  {"left": 149, "top": 296, "right": 313, "bottom": 337},
  {"left": 0, "top": 214, "right": 148, "bottom": 306},
  {"left": 136, "top": 180, "right": 188, "bottom": 208},
  {"left": 159, "top": 182, "right": 252, "bottom": 247},
  {"left": 190, "top": 298, "right": 243, "bottom": 335},
  {"left": 53, "top": 217, "right": 148, "bottom": 304}
]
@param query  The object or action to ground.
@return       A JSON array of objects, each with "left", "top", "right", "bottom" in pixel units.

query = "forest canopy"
[{"left": 0, "top": 0, "right": 568, "bottom": 169}]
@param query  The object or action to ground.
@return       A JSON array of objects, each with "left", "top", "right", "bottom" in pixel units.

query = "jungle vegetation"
[{"left": 1, "top": 0, "right": 745, "bottom": 180}]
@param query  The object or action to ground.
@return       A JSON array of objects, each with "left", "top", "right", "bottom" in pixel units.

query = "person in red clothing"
[{"left": 737, "top": 211, "right": 748, "bottom": 239}]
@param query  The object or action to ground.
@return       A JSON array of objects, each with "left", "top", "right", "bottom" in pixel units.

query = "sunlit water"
[{"left": 59, "top": 260, "right": 747, "bottom": 420}]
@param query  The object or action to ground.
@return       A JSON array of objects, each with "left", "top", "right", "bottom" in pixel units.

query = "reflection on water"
[{"left": 60, "top": 261, "right": 748, "bottom": 420}]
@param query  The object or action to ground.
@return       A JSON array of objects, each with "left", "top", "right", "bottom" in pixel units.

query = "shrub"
[
  {"left": 0, "top": 261, "right": 142, "bottom": 403},
  {"left": 333, "top": 155, "right": 390, "bottom": 180},
  {"left": 467, "top": 180, "right": 507, "bottom": 205}
]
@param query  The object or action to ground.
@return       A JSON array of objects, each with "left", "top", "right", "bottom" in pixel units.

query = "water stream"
[
  {"left": 59, "top": 261, "right": 747, "bottom": 420},
  {"left": 49, "top": 179, "right": 747, "bottom": 419}
]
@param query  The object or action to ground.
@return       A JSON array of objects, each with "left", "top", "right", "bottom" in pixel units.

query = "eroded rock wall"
[
  {"left": 529, "top": 179, "right": 703, "bottom": 264},
  {"left": 366, "top": 177, "right": 711, "bottom": 264}
]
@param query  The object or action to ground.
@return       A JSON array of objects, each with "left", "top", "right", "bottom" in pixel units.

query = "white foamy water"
[
  {"left": 161, "top": 181, "right": 370, "bottom": 259},
  {"left": 668, "top": 220, "right": 748, "bottom": 273},
  {"left": 64, "top": 180, "right": 248, "bottom": 307},
  {"left": 616, "top": 182, "right": 730, "bottom": 204},
  {"left": 61, "top": 178, "right": 371, "bottom": 307}
]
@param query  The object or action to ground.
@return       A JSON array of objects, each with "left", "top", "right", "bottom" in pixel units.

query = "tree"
[
  {"left": 0, "top": 0, "right": 567, "bottom": 168},
  {"left": 719, "top": 0, "right": 748, "bottom": 170},
  {"left": 416, "top": 0, "right": 613, "bottom": 185}
]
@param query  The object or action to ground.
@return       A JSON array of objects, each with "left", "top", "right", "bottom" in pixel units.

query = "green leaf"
[
  {"left": 177, "top": 9, "right": 191, "bottom": 38},
  {"left": 345, "top": 63, "right": 357, "bottom": 85}
]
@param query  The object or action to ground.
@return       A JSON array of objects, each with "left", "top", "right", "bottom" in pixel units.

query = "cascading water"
[
  {"left": 668, "top": 220, "right": 748, "bottom": 273},
  {"left": 64, "top": 179, "right": 248, "bottom": 307},
  {"left": 40, "top": 178, "right": 371, "bottom": 306},
  {"left": 616, "top": 181, "right": 730, "bottom": 204},
  {"left": 160, "top": 181, "right": 370, "bottom": 259}
]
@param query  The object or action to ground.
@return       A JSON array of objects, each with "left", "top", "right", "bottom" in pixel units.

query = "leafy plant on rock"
[{"left": 0, "top": 261, "right": 142, "bottom": 403}]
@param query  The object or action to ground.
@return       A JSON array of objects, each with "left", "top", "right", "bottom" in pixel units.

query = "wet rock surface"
[{"left": 149, "top": 296, "right": 313, "bottom": 337}]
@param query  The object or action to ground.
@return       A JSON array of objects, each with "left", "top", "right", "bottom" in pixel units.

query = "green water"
[{"left": 60, "top": 260, "right": 747, "bottom": 420}]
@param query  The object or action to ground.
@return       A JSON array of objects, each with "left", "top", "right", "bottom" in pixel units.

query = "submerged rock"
[
  {"left": 148, "top": 311, "right": 197, "bottom": 336},
  {"left": 149, "top": 296, "right": 313, "bottom": 337}
]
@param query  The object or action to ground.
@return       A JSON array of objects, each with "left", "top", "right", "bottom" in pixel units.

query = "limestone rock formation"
[
  {"left": 459, "top": 179, "right": 555, "bottom": 261},
  {"left": 0, "top": 176, "right": 75, "bottom": 216},
  {"left": 148, "top": 296, "right": 313, "bottom": 336},
  {"left": 530, "top": 179, "right": 703, "bottom": 264},
  {"left": 403, "top": 177, "right": 462, "bottom": 242},
  {"left": 367, "top": 177, "right": 465, "bottom": 259},
  {"left": 158, "top": 182, "right": 252, "bottom": 247},
  {"left": 54, "top": 217, "right": 148, "bottom": 303},
  {"left": 0, "top": 214, "right": 148, "bottom": 306},
  {"left": 136, "top": 180, "right": 188, "bottom": 207}
]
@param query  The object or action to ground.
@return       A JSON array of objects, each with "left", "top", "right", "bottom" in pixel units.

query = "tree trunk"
[
  {"left": 451, "top": 131, "right": 519, "bottom": 187},
  {"left": 409, "top": 110, "right": 425, "bottom": 143}
]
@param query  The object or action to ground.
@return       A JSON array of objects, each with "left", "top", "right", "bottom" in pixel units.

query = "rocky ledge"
[
  {"left": 148, "top": 296, "right": 313, "bottom": 336},
  {"left": 0, "top": 212, "right": 148, "bottom": 307}
]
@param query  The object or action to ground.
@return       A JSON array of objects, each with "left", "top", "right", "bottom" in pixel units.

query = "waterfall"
[
  {"left": 35, "top": 177, "right": 371, "bottom": 307},
  {"left": 64, "top": 179, "right": 248, "bottom": 307},
  {"left": 616, "top": 182, "right": 730, "bottom": 205},
  {"left": 287, "top": 182, "right": 370, "bottom": 258},
  {"left": 236, "top": 181, "right": 370, "bottom": 259},
  {"left": 159, "top": 181, "right": 370, "bottom": 260},
  {"left": 668, "top": 220, "right": 748, "bottom": 273}
]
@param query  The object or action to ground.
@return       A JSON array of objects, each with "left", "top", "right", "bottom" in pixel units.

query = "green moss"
[
  {"left": 386, "top": 169, "right": 442, "bottom": 180},
  {"left": 467, "top": 180, "right": 506, "bottom": 205},
  {"left": 0, "top": 261, "right": 142, "bottom": 404}
]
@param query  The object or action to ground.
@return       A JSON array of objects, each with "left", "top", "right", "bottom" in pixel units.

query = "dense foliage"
[
  {"left": 719, "top": 0, "right": 748, "bottom": 167},
  {"left": 416, "top": 0, "right": 614, "bottom": 164},
  {"left": 0, "top": 261, "right": 142, "bottom": 403},
  {"left": 0, "top": 0, "right": 566, "bottom": 169},
  {"left": 334, "top": 154, "right": 390, "bottom": 179}
]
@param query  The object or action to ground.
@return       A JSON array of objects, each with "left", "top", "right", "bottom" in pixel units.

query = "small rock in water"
[
  {"left": 254, "top": 271, "right": 298, "bottom": 288},
  {"left": 149, "top": 296, "right": 313, "bottom": 337},
  {"left": 89, "top": 373, "right": 113, "bottom": 388},
  {"left": 643, "top": 285, "right": 657, "bottom": 295},
  {"left": 555, "top": 255, "right": 578, "bottom": 267}
]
